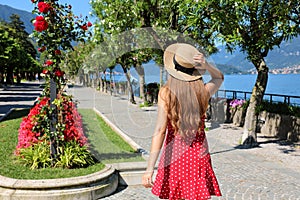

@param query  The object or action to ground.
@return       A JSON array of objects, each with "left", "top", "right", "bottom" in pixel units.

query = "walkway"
[
  {"left": 0, "top": 82, "right": 43, "bottom": 120},
  {"left": 67, "top": 85, "right": 300, "bottom": 200},
  {"left": 1, "top": 83, "right": 299, "bottom": 199}
]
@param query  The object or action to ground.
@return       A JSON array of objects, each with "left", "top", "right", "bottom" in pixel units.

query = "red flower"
[
  {"left": 34, "top": 16, "right": 48, "bottom": 32},
  {"left": 87, "top": 22, "right": 92, "bottom": 27},
  {"left": 42, "top": 69, "right": 49, "bottom": 74},
  {"left": 38, "top": 2, "right": 51, "bottom": 13},
  {"left": 55, "top": 50, "right": 61, "bottom": 55},
  {"left": 45, "top": 60, "right": 54, "bottom": 66},
  {"left": 38, "top": 46, "right": 46, "bottom": 52},
  {"left": 54, "top": 69, "right": 64, "bottom": 77},
  {"left": 80, "top": 24, "right": 88, "bottom": 31}
]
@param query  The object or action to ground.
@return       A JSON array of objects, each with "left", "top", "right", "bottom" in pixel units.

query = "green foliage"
[
  {"left": 139, "top": 101, "right": 153, "bottom": 108},
  {"left": 18, "top": 141, "right": 52, "bottom": 170},
  {"left": 256, "top": 101, "right": 300, "bottom": 118},
  {"left": 0, "top": 15, "right": 39, "bottom": 84},
  {"left": 18, "top": 140, "right": 96, "bottom": 170},
  {"left": 55, "top": 140, "right": 96, "bottom": 169}
]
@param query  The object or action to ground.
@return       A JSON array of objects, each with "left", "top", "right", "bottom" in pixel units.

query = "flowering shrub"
[
  {"left": 229, "top": 99, "right": 247, "bottom": 111},
  {"left": 14, "top": 0, "right": 95, "bottom": 168}
]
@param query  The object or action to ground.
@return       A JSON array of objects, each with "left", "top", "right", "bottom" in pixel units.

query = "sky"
[{"left": 0, "top": 0, "right": 94, "bottom": 20}]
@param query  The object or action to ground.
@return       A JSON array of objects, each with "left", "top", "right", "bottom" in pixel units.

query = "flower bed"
[{"left": 15, "top": 94, "right": 96, "bottom": 169}]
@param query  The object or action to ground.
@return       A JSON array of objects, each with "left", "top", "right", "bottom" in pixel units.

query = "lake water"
[
  {"left": 106, "top": 73, "right": 300, "bottom": 104},
  {"left": 221, "top": 74, "right": 300, "bottom": 96}
]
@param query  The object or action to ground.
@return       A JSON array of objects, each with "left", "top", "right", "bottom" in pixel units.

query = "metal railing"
[{"left": 215, "top": 89, "right": 300, "bottom": 106}]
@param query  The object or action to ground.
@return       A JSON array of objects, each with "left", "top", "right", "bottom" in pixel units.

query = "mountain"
[
  {"left": 0, "top": 4, "right": 35, "bottom": 33},
  {"left": 211, "top": 37, "right": 300, "bottom": 73}
]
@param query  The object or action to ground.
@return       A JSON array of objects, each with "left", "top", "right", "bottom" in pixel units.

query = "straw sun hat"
[{"left": 164, "top": 43, "right": 206, "bottom": 81}]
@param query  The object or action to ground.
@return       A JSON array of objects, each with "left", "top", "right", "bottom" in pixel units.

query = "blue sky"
[{"left": 0, "top": 0, "right": 93, "bottom": 19}]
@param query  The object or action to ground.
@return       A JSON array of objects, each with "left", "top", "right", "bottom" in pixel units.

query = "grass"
[
  {"left": 79, "top": 109, "right": 144, "bottom": 164},
  {"left": 0, "top": 108, "right": 144, "bottom": 180}
]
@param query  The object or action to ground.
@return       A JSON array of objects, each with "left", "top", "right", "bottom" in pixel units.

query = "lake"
[{"left": 106, "top": 73, "right": 300, "bottom": 103}]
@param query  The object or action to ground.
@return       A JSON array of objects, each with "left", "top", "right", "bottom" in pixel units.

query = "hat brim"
[{"left": 164, "top": 43, "right": 206, "bottom": 81}]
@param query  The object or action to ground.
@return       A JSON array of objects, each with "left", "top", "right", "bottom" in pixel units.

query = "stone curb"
[
  {"left": 93, "top": 107, "right": 147, "bottom": 154},
  {"left": 0, "top": 108, "right": 15, "bottom": 122},
  {"left": 0, "top": 165, "right": 114, "bottom": 189},
  {"left": 0, "top": 165, "right": 119, "bottom": 200}
]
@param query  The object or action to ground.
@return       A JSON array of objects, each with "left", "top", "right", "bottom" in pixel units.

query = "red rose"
[
  {"left": 87, "top": 22, "right": 92, "bottom": 27},
  {"left": 38, "top": 46, "right": 46, "bottom": 52},
  {"left": 38, "top": 2, "right": 51, "bottom": 13},
  {"left": 45, "top": 60, "right": 54, "bottom": 66},
  {"left": 42, "top": 69, "right": 49, "bottom": 74},
  {"left": 55, "top": 50, "right": 61, "bottom": 55},
  {"left": 34, "top": 16, "right": 48, "bottom": 32},
  {"left": 55, "top": 69, "right": 64, "bottom": 77},
  {"left": 80, "top": 24, "right": 88, "bottom": 31}
]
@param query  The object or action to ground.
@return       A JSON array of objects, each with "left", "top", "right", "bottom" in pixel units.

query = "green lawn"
[
  {"left": 0, "top": 108, "right": 143, "bottom": 180},
  {"left": 79, "top": 109, "right": 144, "bottom": 164}
]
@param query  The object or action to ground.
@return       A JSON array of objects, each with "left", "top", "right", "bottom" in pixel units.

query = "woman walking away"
[{"left": 142, "top": 43, "right": 224, "bottom": 200}]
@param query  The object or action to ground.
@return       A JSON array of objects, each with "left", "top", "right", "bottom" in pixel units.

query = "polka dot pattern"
[{"left": 151, "top": 121, "right": 221, "bottom": 200}]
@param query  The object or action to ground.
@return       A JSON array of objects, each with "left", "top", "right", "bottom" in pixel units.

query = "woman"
[{"left": 142, "top": 43, "right": 224, "bottom": 200}]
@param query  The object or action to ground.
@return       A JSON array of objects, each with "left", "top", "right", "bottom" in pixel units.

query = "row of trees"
[
  {"left": 1, "top": 1, "right": 299, "bottom": 148},
  {"left": 87, "top": 0, "right": 300, "bottom": 147},
  {"left": 0, "top": 14, "right": 39, "bottom": 84}
]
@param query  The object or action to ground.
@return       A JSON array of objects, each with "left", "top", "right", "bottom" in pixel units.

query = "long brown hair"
[{"left": 160, "top": 76, "right": 210, "bottom": 137}]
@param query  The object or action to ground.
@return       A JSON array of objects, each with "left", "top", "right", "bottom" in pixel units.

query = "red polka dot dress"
[{"left": 151, "top": 120, "right": 221, "bottom": 200}]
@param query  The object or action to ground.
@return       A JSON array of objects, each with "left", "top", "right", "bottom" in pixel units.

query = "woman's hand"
[
  {"left": 142, "top": 171, "right": 154, "bottom": 188},
  {"left": 193, "top": 53, "right": 207, "bottom": 69}
]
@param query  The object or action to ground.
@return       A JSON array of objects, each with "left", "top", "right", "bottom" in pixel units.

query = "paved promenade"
[
  {"left": 0, "top": 82, "right": 43, "bottom": 120},
  {"left": 1, "top": 83, "right": 300, "bottom": 200},
  {"left": 67, "top": 85, "right": 300, "bottom": 200}
]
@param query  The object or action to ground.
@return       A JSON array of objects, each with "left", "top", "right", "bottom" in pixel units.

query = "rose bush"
[{"left": 15, "top": 0, "right": 95, "bottom": 168}]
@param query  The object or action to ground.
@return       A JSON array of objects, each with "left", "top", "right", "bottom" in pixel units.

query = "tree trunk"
[
  {"left": 122, "top": 66, "right": 136, "bottom": 104},
  {"left": 135, "top": 64, "right": 145, "bottom": 100},
  {"left": 109, "top": 70, "right": 113, "bottom": 95},
  {"left": 159, "top": 66, "right": 164, "bottom": 86},
  {"left": 242, "top": 59, "right": 268, "bottom": 147},
  {"left": 6, "top": 66, "right": 14, "bottom": 85},
  {"left": 0, "top": 69, "right": 4, "bottom": 84}
]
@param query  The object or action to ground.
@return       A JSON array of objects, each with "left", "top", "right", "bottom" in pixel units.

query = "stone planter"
[
  {"left": 208, "top": 97, "right": 300, "bottom": 142},
  {"left": 231, "top": 108, "right": 246, "bottom": 127},
  {"left": 258, "top": 111, "right": 300, "bottom": 141},
  {"left": 0, "top": 165, "right": 118, "bottom": 200}
]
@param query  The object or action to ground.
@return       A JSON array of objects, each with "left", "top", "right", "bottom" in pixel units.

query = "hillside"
[
  {"left": 0, "top": 4, "right": 35, "bottom": 33},
  {"left": 211, "top": 37, "right": 300, "bottom": 73}
]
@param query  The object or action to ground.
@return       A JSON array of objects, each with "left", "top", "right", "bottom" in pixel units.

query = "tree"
[
  {"left": 192, "top": 0, "right": 300, "bottom": 147},
  {"left": 0, "top": 22, "right": 15, "bottom": 84},
  {"left": 0, "top": 16, "right": 38, "bottom": 85},
  {"left": 90, "top": 0, "right": 216, "bottom": 103},
  {"left": 91, "top": 0, "right": 300, "bottom": 147},
  {"left": 30, "top": 0, "right": 93, "bottom": 164}
]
